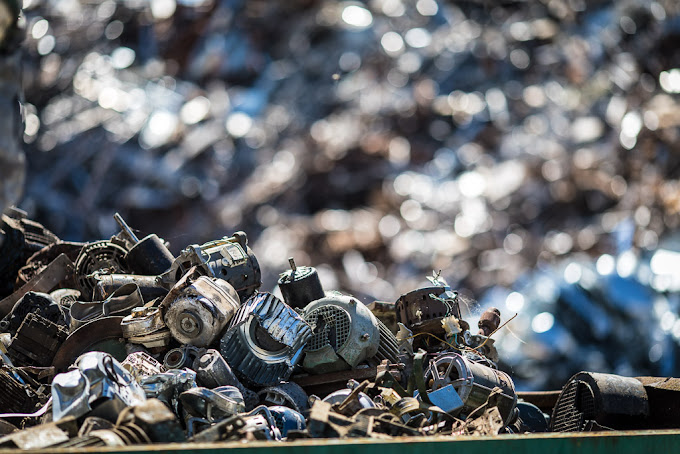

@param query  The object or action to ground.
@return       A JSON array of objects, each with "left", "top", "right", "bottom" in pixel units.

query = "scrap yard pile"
[
  {"left": 0, "top": 210, "right": 678, "bottom": 448},
  {"left": 14, "top": 0, "right": 680, "bottom": 393},
  {"left": 4, "top": 0, "right": 680, "bottom": 448}
]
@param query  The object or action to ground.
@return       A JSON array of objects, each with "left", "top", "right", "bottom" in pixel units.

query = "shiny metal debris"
[
  {"left": 51, "top": 351, "right": 146, "bottom": 422},
  {"left": 121, "top": 352, "right": 165, "bottom": 383},
  {"left": 0, "top": 208, "right": 674, "bottom": 445},
  {"left": 220, "top": 292, "right": 311, "bottom": 386}
]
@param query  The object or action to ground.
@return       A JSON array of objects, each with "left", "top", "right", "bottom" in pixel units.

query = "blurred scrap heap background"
[{"left": 15, "top": 0, "right": 680, "bottom": 390}]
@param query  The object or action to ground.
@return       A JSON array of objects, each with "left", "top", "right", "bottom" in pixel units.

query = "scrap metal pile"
[
  {"left": 0, "top": 210, "right": 678, "bottom": 449},
  {"left": 15, "top": 0, "right": 680, "bottom": 392}
]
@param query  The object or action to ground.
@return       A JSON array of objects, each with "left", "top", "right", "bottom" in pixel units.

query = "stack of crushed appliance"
[{"left": 0, "top": 209, "right": 676, "bottom": 449}]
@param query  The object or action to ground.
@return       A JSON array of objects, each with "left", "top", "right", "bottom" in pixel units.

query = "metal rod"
[{"left": 114, "top": 212, "right": 140, "bottom": 243}]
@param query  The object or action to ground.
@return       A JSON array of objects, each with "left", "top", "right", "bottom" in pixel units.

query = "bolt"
[{"left": 361, "top": 333, "right": 370, "bottom": 341}]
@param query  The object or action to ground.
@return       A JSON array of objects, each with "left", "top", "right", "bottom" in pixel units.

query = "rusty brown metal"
[
  {"left": 0, "top": 253, "right": 74, "bottom": 319},
  {"left": 635, "top": 377, "right": 680, "bottom": 429}
]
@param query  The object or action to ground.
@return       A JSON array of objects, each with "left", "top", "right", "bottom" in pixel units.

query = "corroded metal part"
[
  {"left": 424, "top": 352, "right": 517, "bottom": 425},
  {"left": 551, "top": 372, "right": 649, "bottom": 432},
  {"left": 162, "top": 268, "right": 241, "bottom": 347},
  {"left": 121, "top": 306, "right": 166, "bottom": 338}
]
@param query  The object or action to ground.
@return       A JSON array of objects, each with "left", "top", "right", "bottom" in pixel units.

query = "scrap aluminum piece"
[
  {"left": 180, "top": 385, "right": 245, "bottom": 421},
  {"left": 395, "top": 322, "right": 414, "bottom": 356},
  {"left": 51, "top": 351, "right": 147, "bottom": 422},
  {"left": 127, "top": 329, "right": 173, "bottom": 349},
  {"left": 121, "top": 352, "right": 166, "bottom": 383},
  {"left": 426, "top": 384, "right": 464, "bottom": 414},
  {"left": 121, "top": 306, "right": 166, "bottom": 338},
  {"left": 220, "top": 292, "right": 311, "bottom": 386},
  {"left": 163, "top": 232, "right": 261, "bottom": 302},
  {"left": 302, "top": 292, "right": 380, "bottom": 374},
  {"left": 162, "top": 268, "right": 241, "bottom": 347},
  {"left": 49, "top": 288, "right": 81, "bottom": 308},
  {"left": 0, "top": 417, "right": 78, "bottom": 450},
  {"left": 140, "top": 369, "right": 197, "bottom": 414},
  {"left": 424, "top": 352, "right": 517, "bottom": 426}
]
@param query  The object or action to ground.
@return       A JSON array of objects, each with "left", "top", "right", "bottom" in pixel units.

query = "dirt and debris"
[{"left": 0, "top": 211, "right": 674, "bottom": 448}]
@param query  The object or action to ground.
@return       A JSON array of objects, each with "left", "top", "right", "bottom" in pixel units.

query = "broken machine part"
[
  {"left": 163, "top": 232, "right": 261, "bottom": 301},
  {"left": 424, "top": 352, "right": 518, "bottom": 425},
  {"left": 277, "top": 258, "right": 325, "bottom": 309},
  {"left": 220, "top": 292, "right": 311, "bottom": 386},
  {"left": 162, "top": 268, "right": 241, "bottom": 347},
  {"left": 550, "top": 371, "right": 650, "bottom": 432},
  {"left": 113, "top": 213, "right": 175, "bottom": 276},
  {"left": 301, "top": 292, "right": 381, "bottom": 374}
]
